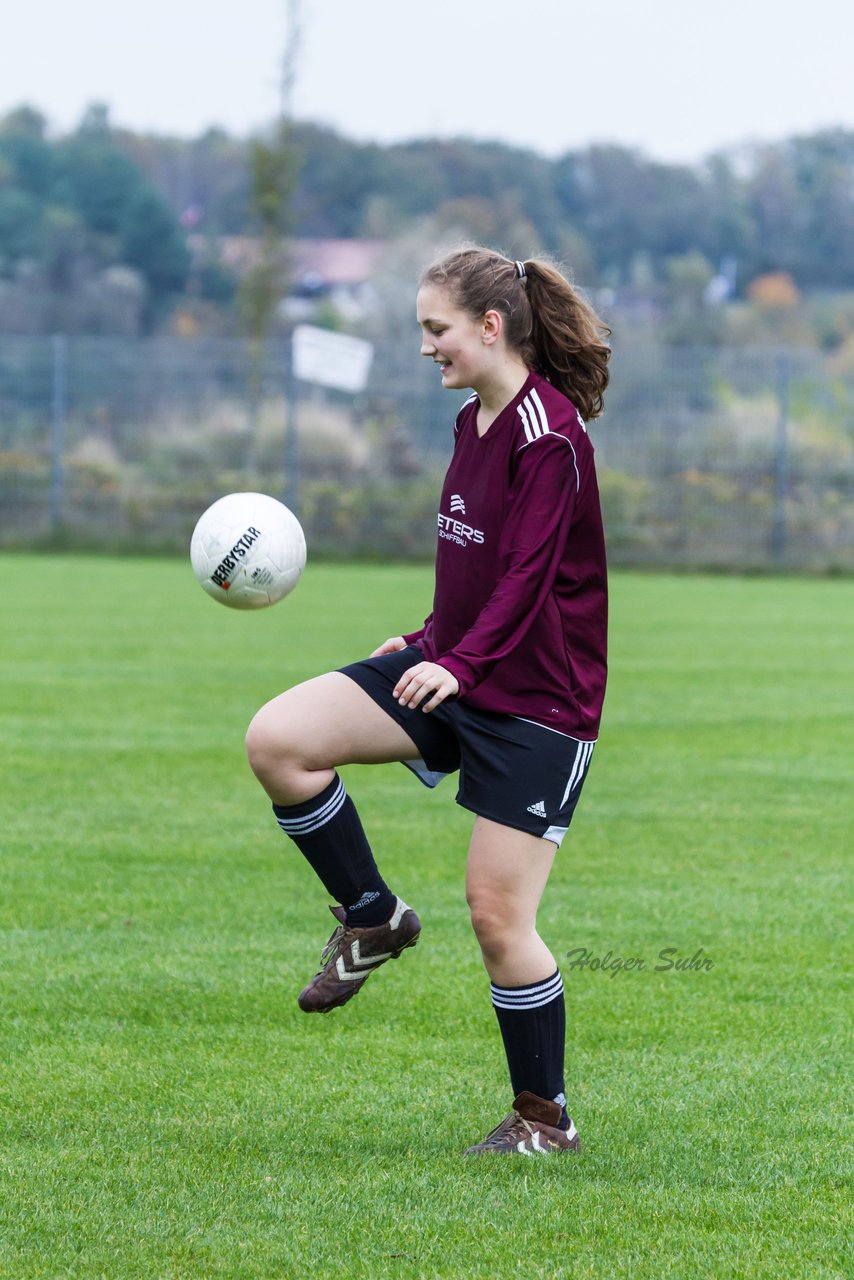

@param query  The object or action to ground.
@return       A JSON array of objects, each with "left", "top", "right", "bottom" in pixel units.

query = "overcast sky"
[{"left": 2, "top": 0, "right": 852, "bottom": 163}]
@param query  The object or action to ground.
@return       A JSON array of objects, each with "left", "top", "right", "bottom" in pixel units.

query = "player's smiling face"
[{"left": 417, "top": 283, "right": 492, "bottom": 392}]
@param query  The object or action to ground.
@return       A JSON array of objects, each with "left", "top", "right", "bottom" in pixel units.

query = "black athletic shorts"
[{"left": 339, "top": 646, "right": 595, "bottom": 847}]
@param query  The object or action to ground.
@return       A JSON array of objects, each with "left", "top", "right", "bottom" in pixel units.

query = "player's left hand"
[{"left": 393, "top": 661, "right": 459, "bottom": 713}]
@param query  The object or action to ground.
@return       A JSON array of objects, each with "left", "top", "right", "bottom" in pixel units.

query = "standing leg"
[
  {"left": 464, "top": 817, "right": 578, "bottom": 1153},
  {"left": 465, "top": 816, "right": 558, "bottom": 987}
]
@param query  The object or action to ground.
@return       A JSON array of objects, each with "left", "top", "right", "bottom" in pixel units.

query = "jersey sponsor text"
[{"left": 438, "top": 512, "right": 485, "bottom": 546}]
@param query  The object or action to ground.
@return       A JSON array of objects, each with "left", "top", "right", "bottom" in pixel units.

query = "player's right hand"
[{"left": 369, "top": 636, "right": 407, "bottom": 657}]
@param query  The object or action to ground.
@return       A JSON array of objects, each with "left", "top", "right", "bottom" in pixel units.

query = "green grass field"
[{"left": 1, "top": 555, "right": 851, "bottom": 1279}]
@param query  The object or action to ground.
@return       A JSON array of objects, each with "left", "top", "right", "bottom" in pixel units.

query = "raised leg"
[{"left": 246, "top": 671, "right": 422, "bottom": 805}]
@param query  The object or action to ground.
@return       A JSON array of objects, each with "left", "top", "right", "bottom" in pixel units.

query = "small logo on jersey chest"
[{"left": 450, "top": 494, "right": 466, "bottom": 514}]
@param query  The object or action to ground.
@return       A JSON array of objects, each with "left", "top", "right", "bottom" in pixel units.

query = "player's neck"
[{"left": 474, "top": 360, "right": 531, "bottom": 432}]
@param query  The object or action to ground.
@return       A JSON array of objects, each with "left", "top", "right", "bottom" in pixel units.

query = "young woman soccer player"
[{"left": 245, "top": 247, "right": 610, "bottom": 1156}]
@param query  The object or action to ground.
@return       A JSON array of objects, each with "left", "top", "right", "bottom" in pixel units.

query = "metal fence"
[{"left": 1, "top": 335, "right": 852, "bottom": 571}]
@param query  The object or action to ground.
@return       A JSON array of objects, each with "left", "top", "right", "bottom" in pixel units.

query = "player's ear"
[{"left": 481, "top": 309, "right": 503, "bottom": 346}]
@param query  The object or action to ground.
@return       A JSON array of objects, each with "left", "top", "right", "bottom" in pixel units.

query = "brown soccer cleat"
[
  {"left": 298, "top": 896, "right": 421, "bottom": 1013},
  {"left": 463, "top": 1091, "right": 580, "bottom": 1156}
]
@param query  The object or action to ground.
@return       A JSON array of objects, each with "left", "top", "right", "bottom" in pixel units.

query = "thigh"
[
  {"left": 465, "top": 816, "right": 557, "bottom": 925},
  {"left": 340, "top": 647, "right": 461, "bottom": 776},
  {"left": 251, "top": 671, "right": 422, "bottom": 769}
]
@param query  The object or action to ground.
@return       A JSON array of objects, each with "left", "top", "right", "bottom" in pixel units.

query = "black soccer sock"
[
  {"left": 273, "top": 774, "right": 395, "bottom": 927},
  {"left": 490, "top": 970, "right": 568, "bottom": 1123}
]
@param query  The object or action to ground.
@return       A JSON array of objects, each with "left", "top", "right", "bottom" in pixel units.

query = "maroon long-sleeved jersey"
[{"left": 402, "top": 371, "right": 607, "bottom": 739}]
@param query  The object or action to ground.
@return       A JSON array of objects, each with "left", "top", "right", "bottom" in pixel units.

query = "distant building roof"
[
  {"left": 292, "top": 239, "right": 385, "bottom": 288},
  {"left": 188, "top": 236, "right": 386, "bottom": 290}
]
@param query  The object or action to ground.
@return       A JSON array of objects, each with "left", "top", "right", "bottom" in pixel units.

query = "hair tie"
[{"left": 515, "top": 260, "right": 527, "bottom": 281}]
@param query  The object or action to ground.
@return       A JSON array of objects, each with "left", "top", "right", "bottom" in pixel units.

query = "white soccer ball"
[{"left": 190, "top": 492, "right": 306, "bottom": 609}]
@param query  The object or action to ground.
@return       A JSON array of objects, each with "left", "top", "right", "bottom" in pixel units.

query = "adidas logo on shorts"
[{"left": 527, "top": 800, "right": 547, "bottom": 818}]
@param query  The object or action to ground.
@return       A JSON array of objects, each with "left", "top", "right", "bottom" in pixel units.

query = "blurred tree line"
[
  {"left": 1, "top": 102, "right": 853, "bottom": 341},
  {"left": 0, "top": 105, "right": 190, "bottom": 334}
]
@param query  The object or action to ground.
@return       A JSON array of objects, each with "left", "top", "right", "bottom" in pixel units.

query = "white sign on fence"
[{"left": 292, "top": 324, "right": 374, "bottom": 394}]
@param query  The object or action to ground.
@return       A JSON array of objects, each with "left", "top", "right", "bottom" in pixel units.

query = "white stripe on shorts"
[{"left": 560, "top": 740, "right": 595, "bottom": 807}]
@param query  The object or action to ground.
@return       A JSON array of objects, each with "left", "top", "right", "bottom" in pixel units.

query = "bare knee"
[
  {"left": 245, "top": 699, "right": 312, "bottom": 796},
  {"left": 246, "top": 705, "right": 283, "bottom": 777},
  {"left": 467, "top": 892, "right": 529, "bottom": 965}
]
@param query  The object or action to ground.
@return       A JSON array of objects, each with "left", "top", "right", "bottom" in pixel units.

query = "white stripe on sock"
[
  {"left": 491, "top": 972, "right": 563, "bottom": 1000},
  {"left": 491, "top": 988, "right": 565, "bottom": 1011},
  {"left": 275, "top": 778, "right": 346, "bottom": 835},
  {"left": 491, "top": 972, "right": 563, "bottom": 1011}
]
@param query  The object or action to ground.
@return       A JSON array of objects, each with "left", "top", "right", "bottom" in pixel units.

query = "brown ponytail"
[{"left": 420, "top": 246, "right": 611, "bottom": 420}]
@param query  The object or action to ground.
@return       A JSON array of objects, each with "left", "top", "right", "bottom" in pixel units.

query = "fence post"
[
  {"left": 284, "top": 331, "right": 300, "bottom": 515},
  {"left": 50, "top": 334, "right": 67, "bottom": 534},
  {"left": 770, "top": 350, "right": 790, "bottom": 564}
]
